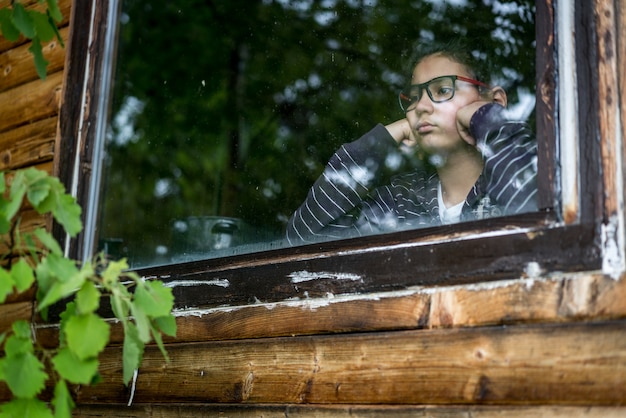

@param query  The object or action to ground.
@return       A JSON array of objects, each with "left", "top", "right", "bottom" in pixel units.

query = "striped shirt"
[{"left": 286, "top": 103, "right": 537, "bottom": 244}]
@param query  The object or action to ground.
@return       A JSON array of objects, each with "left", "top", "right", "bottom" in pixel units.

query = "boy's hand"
[
  {"left": 456, "top": 101, "right": 491, "bottom": 146},
  {"left": 385, "top": 118, "right": 418, "bottom": 147}
]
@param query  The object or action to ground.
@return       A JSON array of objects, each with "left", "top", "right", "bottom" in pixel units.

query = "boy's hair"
[{"left": 406, "top": 38, "right": 492, "bottom": 87}]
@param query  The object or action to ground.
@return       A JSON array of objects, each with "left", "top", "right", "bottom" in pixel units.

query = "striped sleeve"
[
  {"left": 470, "top": 103, "right": 538, "bottom": 214},
  {"left": 286, "top": 124, "right": 400, "bottom": 244}
]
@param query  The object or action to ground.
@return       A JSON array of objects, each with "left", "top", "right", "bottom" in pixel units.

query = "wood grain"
[
  {"left": 68, "top": 320, "right": 626, "bottom": 405},
  {"left": 0, "top": 71, "right": 63, "bottom": 133},
  {"left": 72, "top": 404, "right": 626, "bottom": 418},
  {"left": 0, "top": 301, "right": 32, "bottom": 334},
  {"left": 158, "top": 272, "right": 626, "bottom": 342},
  {"left": 595, "top": 0, "right": 620, "bottom": 220},
  {"left": 0, "top": 117, "right": 56, "bottom": 170},
  {"left": 0, "top": 27, "right": 69, "bottom": 93},
  {"left": 35, "top": 273, "right": 626, "bottom": 349}
]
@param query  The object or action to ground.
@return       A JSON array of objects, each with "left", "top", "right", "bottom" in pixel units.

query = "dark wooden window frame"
[{"left": 55, "top": 0, "right": 610, "bottom": 311}]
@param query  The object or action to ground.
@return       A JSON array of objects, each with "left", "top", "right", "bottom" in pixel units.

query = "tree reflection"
[{"left": 98, "top": 0, "right": 535, "bottom": 267}]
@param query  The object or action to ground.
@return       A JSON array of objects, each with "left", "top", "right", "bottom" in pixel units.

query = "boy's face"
[{"left": 406, "top": 54, "right": 483, "bottom": 155}]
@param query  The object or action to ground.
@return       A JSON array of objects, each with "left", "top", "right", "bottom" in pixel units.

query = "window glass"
[{"left": 96, "top": 0, "right": 536, "bottom": 268}]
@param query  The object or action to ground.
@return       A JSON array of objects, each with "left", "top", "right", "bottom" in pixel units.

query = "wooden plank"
[
  {"left": 0, "top": 70, "right": 63, "bottom": 133},
  {"left": 67, "top": 320, "right": 626, "bottom": 405},
  {"left": 0, "top": 301, "right": 32, "bottom": 334},
  {"left": 35, "top": 272, "right": 626, "bottom": 348},
  {"left": 0, "top": 26, "right": 69, "bottom": 93},
  {"left": 168, "top": 272, "right": 626, "bottom": 340},
  {"left": 0, "top": 117, "right": 56, "bottom": 170},
  {"left": 618, "top": 0, "right": 626, "bottom": 235},
  {"left": 535, "top": 0, "right": 557, "bottom": 211},
  {"left": 595, "top": 0, "right": 620, "bottom": 220},
  {"left": 130, "top": 220, "right": 601, "bottom": 313},
  {"left": 71, "top": 404, "right": 626, "bottom": 418},
  {"left": 162, "top": 272, "right": 626, "bottom": 343}
]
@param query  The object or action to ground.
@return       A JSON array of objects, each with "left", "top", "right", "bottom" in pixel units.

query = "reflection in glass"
[{"left": 96, "top": 0, "right": 536, "bottom": 268}]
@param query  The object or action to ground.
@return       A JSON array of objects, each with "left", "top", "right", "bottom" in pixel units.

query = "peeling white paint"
[
  {"left": 141, "top": 275, "right": 171, "bottom": 282},
  {"left": 127, "top": 369, "right": 138, "bottom": 406},
  {"left": 602, "top": 214, "right": 625, "bottom": 280},
  {"left": 288, "top": 270, "right": 362, "bottom": 283},
  {"left": 171, "top": 271, "right": 606, "bottom": 319},
  {"left": 164, "top": 279, "right": 230, "bottom": 288},
  {"left": 602, "top": 101, "right": 625, "bottom": 279},
  {"left": 524, "top": 261, "right": 543, "bottom": 279}
]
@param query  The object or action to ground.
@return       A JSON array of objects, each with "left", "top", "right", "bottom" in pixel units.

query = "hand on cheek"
[
  {"left": 386, "top": 118, "right": 418, "bottom": 148},
  {"left": 455, "top": 101, "right": 490, "bottom": 146}
]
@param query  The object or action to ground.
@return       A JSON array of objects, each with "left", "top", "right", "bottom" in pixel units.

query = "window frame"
[{"left": 55, "top": 0, "right": 613, "bottom": 311}]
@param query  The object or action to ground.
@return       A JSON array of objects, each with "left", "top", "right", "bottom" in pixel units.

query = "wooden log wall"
[
  {"left": 65, "top": 273, "right": 626, "bottom": 417},
  {"left": 1, "top": 0, "right": 626, "bottom": 417},
  {"left": 0, "top": 0, "right": 71, "bottom": 309}
]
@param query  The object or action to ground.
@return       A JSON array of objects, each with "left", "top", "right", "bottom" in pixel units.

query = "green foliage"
[
  {"left": 0, "top": 0, "right": 64, "bottom": 79},
  {"left": 0, "top": 168, "right": 177, "bottom": 417},
  {"left": 98, "top": 0, "right": 536, "bottom": 267}
]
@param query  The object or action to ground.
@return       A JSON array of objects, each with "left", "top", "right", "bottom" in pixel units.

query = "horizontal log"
[
  {"left": 0, "top": 26, "right": 69, "bottom": 93},
  {"left": 0, "top": 70, "right": 63, "bottom": 133},
  {"left": 71, "top": 320, "right": 626, "bottom": 405},
  {"left": 0, "top": 117, "right": 56, "bottom": 170},
  {"left": 72, "top": 404, "right": 626, "bottom": 418},
  {"left": 34, "top": 273, "right": 626, "bottom": 355},
  {"left": 0, "top": 301, "right": 32, "bottom": 334},
  {"left": 165, "top": 272, "right": 626, "bottom": 343}
]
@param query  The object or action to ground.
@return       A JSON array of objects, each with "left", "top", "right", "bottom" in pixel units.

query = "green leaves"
[
  {"left": 11, "top": 3, "right": 35, "bottom": 39},
  {"left": 0, "top": 8, "right": 21, "bottom": 42},
  {"left": 46, "top": 0, "right": 63, "bottom": 23},
  {"left": 65, "top": 313, "right": 110, "bottom": 360},
  {"left": 134, "top": 280, "right": 175, "bottom": 318},
  {"left": 52, "top": 381, "right": 75, "bottom": 418},
  {"left": 122, "top": 322, "right": 144, "bottom": 385},
  {"left": 52, "top": 348, "right": 99, "bottom": 385},
  {"left": 0, "top": 322, "right": 48, "bottom": 399},
  {"left": 2, "top": 168, "right": 83, "bottom": 239},
  {"left": 12, "top": 258, "right": 35, "bottom": 293},
  {"left": 37, "top": 254, "right": 93, "bottom": 311},
  {"left": 0, "top": 168, "right": 176, "bottom": 416},
  {"left": 0, "top": 259, "right": 35, "bottom": 303},
  {"left": 0, "top": 398, "right": 54, "bottom": 418},
  {"left": 0, "top": 1, "right": 64, "bottom": 79},
  {"left": 75, "top": 281, "right": 100, "bottom": 314},
  {"left": 106, "top": 266, "right": 176, "bottom": 385},
  {"left": 1, "top": 352, "right": 48, "bottom": 397}
]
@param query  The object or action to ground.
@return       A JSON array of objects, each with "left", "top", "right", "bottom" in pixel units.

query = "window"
[{"left": 56, "top": 0, "right": 609, "bottom": 310}]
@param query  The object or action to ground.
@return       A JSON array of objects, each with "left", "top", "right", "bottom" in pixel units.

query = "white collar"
[{"left": 437, "top": 182, "right": 464, "bottom": 224}]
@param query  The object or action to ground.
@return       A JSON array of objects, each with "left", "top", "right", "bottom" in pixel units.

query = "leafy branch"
[
  {"left": 0, "top": 168, "right": 176, "bottom": 417},
  {"left": 0, "top": 0, "right": 64, "bottom": 79}
]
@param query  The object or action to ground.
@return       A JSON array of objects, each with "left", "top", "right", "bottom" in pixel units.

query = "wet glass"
[{"left": 94, "top": 0, "right": 537, "bottom": 268}]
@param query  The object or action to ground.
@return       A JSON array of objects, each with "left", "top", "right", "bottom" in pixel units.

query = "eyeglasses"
[{"left": 398, "top": 75, "right": 490, "bottom": 112}]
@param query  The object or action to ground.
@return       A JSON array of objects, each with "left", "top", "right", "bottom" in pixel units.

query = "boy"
[{"left": 287, "top": 42, "right": 537, "bottom": 244}]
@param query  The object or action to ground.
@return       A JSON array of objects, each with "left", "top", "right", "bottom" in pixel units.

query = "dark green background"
[{"left": 97, "top": 0, "right": 536, "bottom": 267}]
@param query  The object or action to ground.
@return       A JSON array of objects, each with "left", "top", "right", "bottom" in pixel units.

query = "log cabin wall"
[
  {"left": 2, "top": 0, "right": 626, "bottom": 417},
  {"left": 0, "top": 0, "right": 72, "bottom": 353}
]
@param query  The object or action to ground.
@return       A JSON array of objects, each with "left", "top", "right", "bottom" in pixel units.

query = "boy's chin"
[
  {"left": 421, "top": 135, "right": 472, "bottom": 152},
  {"left": 419, "top": 137, "right": 457, "bottom": 153}
]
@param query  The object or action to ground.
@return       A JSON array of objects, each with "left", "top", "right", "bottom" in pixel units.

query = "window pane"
[{"left": 96, "top": 0, "right": 537, "bottom": 268}]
